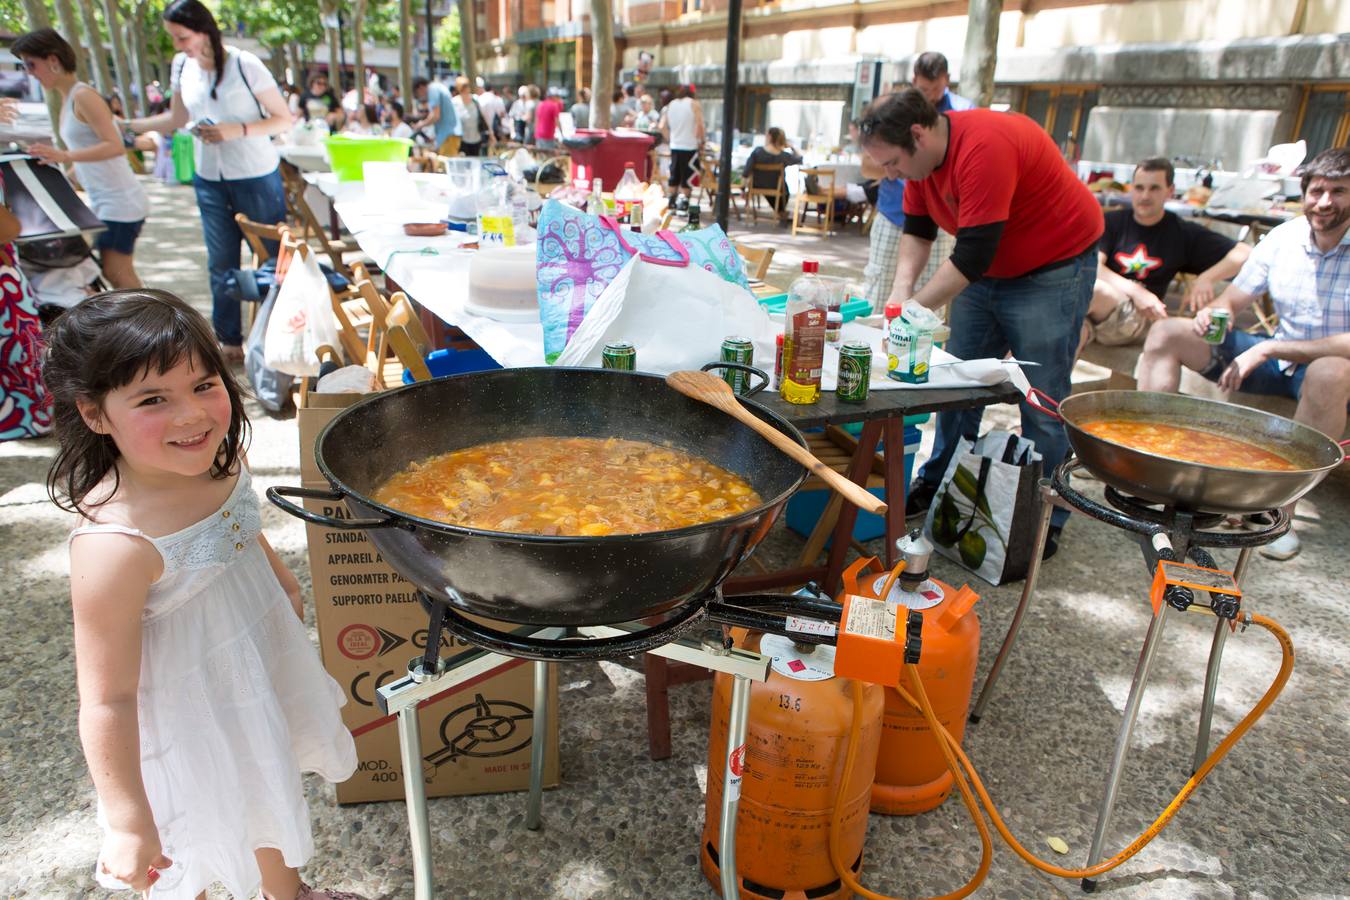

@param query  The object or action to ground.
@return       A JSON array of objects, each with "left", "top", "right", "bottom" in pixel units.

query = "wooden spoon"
[{"left": 666, "top": 370, "right": 888, "bottom": 516}]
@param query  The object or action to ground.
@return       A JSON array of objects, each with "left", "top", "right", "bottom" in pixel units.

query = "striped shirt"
[{"left": 1232, "top": 216, "right": 1350, "bottom": 342}]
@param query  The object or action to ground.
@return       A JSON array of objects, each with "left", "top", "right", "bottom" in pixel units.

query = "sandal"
[{"left": 295, "top": 883, "right": 368, "bottom": 900}]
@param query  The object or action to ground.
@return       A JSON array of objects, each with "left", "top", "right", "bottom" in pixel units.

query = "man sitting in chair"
[
  {"left": 1086, "top": 157, "right": 1250, "bottom": 349},
  {"left": 1137, "top": 147, "right": 1350, "bottom": 561}
]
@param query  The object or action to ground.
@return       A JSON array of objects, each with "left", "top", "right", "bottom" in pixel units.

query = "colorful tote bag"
[
  {"left": 535, "top": 200, "right": 749, "bottom": 362},
  {"left": 0, "top": 241, "right": 53, "bottom": 440}
]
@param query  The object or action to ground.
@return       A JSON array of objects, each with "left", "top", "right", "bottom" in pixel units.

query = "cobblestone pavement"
[{"left": 2, "top": 177, "right": 1347, "bottom": 899}]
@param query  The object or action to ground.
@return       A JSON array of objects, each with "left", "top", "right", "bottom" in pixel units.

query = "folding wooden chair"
[
  {"left": 235, "top": 213, "right": 288, "bottom": 268},
  {"left": 745, "top": 163, "right": 787, "bottom": 224},
  {"left": 279, "top": 160, "right": 358, "bottom": 279},
  {"left": 377, "top": 293, "right": 435, "bottom": 384},
  {"left": 792, "top": 167, "right": 837, "bottom": 236},
  {"left": 732, "top": 241, "right": 775, "bottom": 282}
]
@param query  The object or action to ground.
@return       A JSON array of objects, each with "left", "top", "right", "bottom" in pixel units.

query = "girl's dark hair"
[
  {"left": 12, "top": 27, "right": 78, "bottom": 73},
  {"left": 44, "top": 290, "right": 249, "bottom": 516},
  {"left": 162, "top": 0, "right": 226, "bottom": 100}
]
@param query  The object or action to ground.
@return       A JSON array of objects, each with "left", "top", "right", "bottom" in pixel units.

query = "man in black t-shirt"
[
  {"left": 1085, "top": 157, "right": 1250, "bottom": 346},
  {"left": 298, "top": 72, "right": 342, "bottom": 130}
]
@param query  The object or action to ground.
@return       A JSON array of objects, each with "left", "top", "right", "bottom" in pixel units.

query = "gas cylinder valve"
[
  {"left": 903, "top": 609, "right": 923, "bottom": 664},
  {"left": 896, "top": 529, "right": 933, "bottom": 592}
]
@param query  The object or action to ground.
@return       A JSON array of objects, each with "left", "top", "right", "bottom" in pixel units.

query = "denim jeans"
[
  {"left": 918, "top": 246, "right": 1096, "bottom": 528},
  {"left": 194, "top": 169, "right": 288, "bottom": 346}
]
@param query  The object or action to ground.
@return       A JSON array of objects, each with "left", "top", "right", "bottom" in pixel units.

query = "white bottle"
[{"left": 614, "top": 163, "right": 643, "bottom": 219}]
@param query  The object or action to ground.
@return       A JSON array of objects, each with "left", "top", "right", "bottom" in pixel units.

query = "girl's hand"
[
  {"left": 100, "top": 826, "right": 171, "bottom": 892},
  {"left": 29, "top": 142, "right": 71, "bottom": 165}
]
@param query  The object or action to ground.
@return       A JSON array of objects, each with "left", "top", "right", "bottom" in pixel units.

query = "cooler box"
[
  {"left": 171, "top": 130, "right": 195, "bottom": 184},
  {"left": 563, "top": 129, "right": 657, "bottom": 191},
  {"left": 785, "top": 423, "right": 922, "bottom": 544},
  {"left": 402, "top": 345, "right": 502, "bottom": 383}
]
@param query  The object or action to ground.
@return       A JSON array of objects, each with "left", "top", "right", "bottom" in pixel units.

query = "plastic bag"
[
  {"left": 245, "top": 284, "right": 294, "bottom": 413},
  {"left": 263, "top": 246, "right": 342, "bottom": 377}
]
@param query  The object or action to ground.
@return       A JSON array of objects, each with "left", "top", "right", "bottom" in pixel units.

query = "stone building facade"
[{"left": 474, "top": 0, "right": 1350, "bottom": 167}]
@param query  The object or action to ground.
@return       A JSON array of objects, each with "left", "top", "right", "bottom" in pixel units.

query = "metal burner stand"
[
  {"left": 967, "top": 458, "right": 1288, "bottom": 891},
  {"left": 376, "top": 589, "right": 846, "bottom": 900}
]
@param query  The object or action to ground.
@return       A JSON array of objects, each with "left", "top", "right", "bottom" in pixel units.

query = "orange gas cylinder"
[
  {"left": 841, "top": 536, "right": 980, "bottom": 816},
  {"left": 701, "top": 631, "right": 885, "bottom": 900}
]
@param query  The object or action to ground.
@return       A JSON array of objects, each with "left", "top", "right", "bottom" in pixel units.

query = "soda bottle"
[
  {"left": 780, "top": 261, "right": 829, "bottom": 404},
  {"left": 614, "top": 163, "right": 643, "bottom": 219},
  {"left": 589, "top": 177, "right": 604, "bottom": 216}
]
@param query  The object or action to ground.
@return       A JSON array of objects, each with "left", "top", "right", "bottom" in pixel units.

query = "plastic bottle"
[
  {"left": 780, "top": 261, "right": 829, "bottom": 404},
  {"left": 589, "top": 177, "right": 604, "bottom": 216},
  {"left": 476, "top": 174, "right": 516, "bottom": 247},
  {"left": 882, "top": 300, "right": 903, "bottom": 360},
  {"left": 614, "top": 164, "right": 643, "bottom": 219}
]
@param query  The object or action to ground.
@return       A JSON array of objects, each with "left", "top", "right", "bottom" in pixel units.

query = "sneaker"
[
  {"left": 1259, "top": 530, "right": 1300, "bottom": 561},
  {"left": 905, "top": 477, "right": 939, "bottom": 519},
  {"left": 675, "top": 194, "right": 689, "bottom": 212},
  {"left": 1042, "top": 524, "right": 1063, "bottom": 561}
]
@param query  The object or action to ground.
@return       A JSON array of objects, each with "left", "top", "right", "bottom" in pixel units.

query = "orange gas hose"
[
  {"left": 891, "top": 611, "right": 1294, "bottom": 880},
  {"left": 826, "top": 553, "right": 1295, "bottom": 894}
]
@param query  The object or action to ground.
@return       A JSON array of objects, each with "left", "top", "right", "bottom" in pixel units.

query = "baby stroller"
[{"left": 0, "top": 153, "right": 106, "bottom": 325}]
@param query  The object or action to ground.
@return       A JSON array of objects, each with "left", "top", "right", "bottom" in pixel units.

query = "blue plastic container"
[
  {"left": 785, "top": 424, "right": 921, "bottom": 544},
  {"left": 402, "top": 346, "right": 502, "bottom": 383}
]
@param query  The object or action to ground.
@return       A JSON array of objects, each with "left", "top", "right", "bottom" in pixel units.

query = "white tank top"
[
  {"left": 666, "top": 97, "right": 699, "bottom": 151},
  {"left": 59, "top": 83, "right": 148, "bottom": 223}
]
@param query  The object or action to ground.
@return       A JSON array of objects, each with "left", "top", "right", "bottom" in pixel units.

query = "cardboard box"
[{"left": 299, "top": 390, "right": 561, "bottom": 804}]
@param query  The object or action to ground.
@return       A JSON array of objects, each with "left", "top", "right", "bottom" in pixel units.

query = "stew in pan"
[{"left": 1081, "top": 419, "right": 1297, "bottom": 472}]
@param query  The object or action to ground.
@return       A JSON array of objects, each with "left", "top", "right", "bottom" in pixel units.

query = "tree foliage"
[{"left": 433, "top": 7, "right": 460, "bottom": 71}]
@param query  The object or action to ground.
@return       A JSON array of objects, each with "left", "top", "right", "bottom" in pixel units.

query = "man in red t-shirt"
[
  {"left": 534, "top": 90, "right": 563, "bottom": 151},
  {"left": 861, "top": 88, "right": 1104, "bottom": 555}
]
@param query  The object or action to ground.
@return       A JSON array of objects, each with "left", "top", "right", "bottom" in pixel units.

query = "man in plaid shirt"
[{"left": 1138, "top": 147, "right": 1350, "bottom": 559}]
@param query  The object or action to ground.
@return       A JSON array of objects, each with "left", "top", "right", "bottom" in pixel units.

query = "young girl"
[{"left": 45, "top": 290, "right": 362, "bottom": 900}]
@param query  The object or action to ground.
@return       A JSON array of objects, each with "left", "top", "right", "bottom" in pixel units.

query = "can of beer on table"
[
  {"left": 720, "top": 336, "right": 755, "bottom": 394},
  {"left": 837, "top": 341, "right": 872, "bottom": 403},
  {"left": 602, "top": 341, "right": 637, "bottom": 370},
  {"left": 1203, "top": 309, "right": 1231, "bottom": 345}
]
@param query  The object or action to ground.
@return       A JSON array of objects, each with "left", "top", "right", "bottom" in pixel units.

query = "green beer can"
[
  {"left": 720, "top": 336, "right": 755, "bottom": 394},
  {"left": 837, "top": 341, "right": 872, "bottom": 403},
  {"left": 1203, "top": 309, "right": 1231, "bottom": 345},
  {"left": 602, "top": 341, "right": 637, "bottom": 370}
]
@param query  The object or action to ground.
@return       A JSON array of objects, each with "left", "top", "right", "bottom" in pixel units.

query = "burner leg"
[
  {"left": 526, "top": 661, "right": 550, "bottom": 830},
  {"left": 1191, "top": 547, "right": 1251, "bottom": 775},
  {"left": 719, "top": 675, "right": 752, "bottom": 898},
  {"left": 397, "top": 703, "right": 436, "bottom": 900},
  {"left": 970, "top": 479, "right": 1056, "bottom": 724},
  {"left": 1081, "top": 604, "right": 1171, "bottom": 891}
]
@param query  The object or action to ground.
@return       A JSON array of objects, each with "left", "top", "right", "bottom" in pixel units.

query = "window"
[
  {"left": 1296, "top": 86, "right": 1350, "bottom": 158},
  {"left": 1020, "top": 85, "right": 1097, "bottom": 145},
  {"left": 683, "top": 0, "right": 701, "bottom": 13},
  {"left": 739, "top": 87, "right": 770, "bottom": 137}
]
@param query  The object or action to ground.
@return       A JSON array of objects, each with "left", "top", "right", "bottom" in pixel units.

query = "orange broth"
[
  {"left": 1080, "top": 419, "right": 1298, "bottom": 471},
  {"left": 372, "top": 436, "right": 763, "bottom": 536}
]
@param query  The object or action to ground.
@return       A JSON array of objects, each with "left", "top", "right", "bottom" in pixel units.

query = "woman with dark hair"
[
  {"left": 742, "top": 126, "right": 802, "bottom": 222},
  {"left": 13, "top": 28, "right": 149, "bottom": 289},
  {"left": 124, "top": 0, "right": 294, "bottom": 363}
]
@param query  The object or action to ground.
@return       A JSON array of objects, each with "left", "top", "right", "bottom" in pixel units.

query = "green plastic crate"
[{"left": 758, "top": 293, "right": 873, "bottom": 322}]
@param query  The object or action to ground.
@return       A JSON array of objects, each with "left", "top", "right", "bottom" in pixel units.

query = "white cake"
[{"left": 465, "top": 243, "right": 540, "bottom": 322}]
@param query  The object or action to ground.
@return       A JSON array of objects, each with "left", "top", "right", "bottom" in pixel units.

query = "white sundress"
[{"left": 71, "top": 468, "right": 357, "bottom": 899}]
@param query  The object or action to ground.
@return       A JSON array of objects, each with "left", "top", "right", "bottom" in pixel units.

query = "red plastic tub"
[{"left": 563, "top": 129, "right": 658, "bottom": 191}]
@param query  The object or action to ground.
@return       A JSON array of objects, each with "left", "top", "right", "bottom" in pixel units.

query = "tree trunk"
[
  {"left": 76, "top": 0, "right": 112, "bottom": 95},
  {"left": 352, "top": 0, "right": 367, "bottom": 102},
  {"left": 98, "top": 0, "right": 135, "bottom": 116},
  {"left": 20, "top": 0, "right": 66, "bottom": 146},
  {"left": 288, "top": 43, "right": 303, "bottom": 87},
  {"left": 320, "top": 0, "right": 343, "bottom": 90},
  {"left": 52, "top": 0, "right": 91, "bottom": 85},
  {"left": 130, "top": 0, "right": 153, "bottom": 116},
  {"left": 458, "top": 0, "right": 478, "bottom": 82},
  {"left": 959, "top": 0, "right": 1003, "bottom": 108},
  {"left": 399, "top": 0, "right": 414, "bottom": 104},
  {"left": 589, "top": 0, "right": 615, "bottom": 128}
]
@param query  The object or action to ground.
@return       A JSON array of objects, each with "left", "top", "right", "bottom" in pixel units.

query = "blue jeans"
[
  {"left": 918, "top": 246, "right": 1097, "bottom": 528},
  {"left": 194, "top": 169, "right": 288, "bottom": 346}
]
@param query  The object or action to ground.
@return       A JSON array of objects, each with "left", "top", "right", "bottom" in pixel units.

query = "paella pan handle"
[
  {"left": 266, "top": 485, "right": 401, "bottom": 530},
  {"left": 700, "top": 361, "right": 770, "bottom": 397},
  {"left": 1024, "top": 387, "right": 1062, "bottom": 421}
]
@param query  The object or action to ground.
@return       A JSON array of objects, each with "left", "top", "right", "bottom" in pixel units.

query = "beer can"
[
  {"left": 1203, "top": 309, "right": 1231, "bottom": 345},
  {"left": 837, "top": 341, "right": 872, "bottom": 403},
  {"left": 720, "top": 337, "right": 755, "bottom": 394},
  {"left": 601, "top": 341, "right": 637, "bottom": 370}
]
